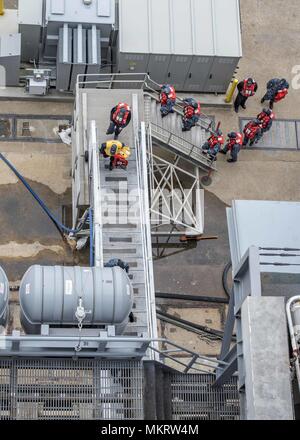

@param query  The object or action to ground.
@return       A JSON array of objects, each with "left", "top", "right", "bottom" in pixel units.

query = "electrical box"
[
  {"left": 183, "top": 0, "right": 215, "bottom": 92},
  {"left": 0, "top": 33, "right": 21, "bottom": 86},
  {"left": 18, "top": 0, "right": 43, "bottom": 62},
  {"left": 56, "top": 25, "right": 72, "bottom": 91},
  {"left": 204, "top": 0, "right": 242, "bottom": 93},
  {"left": 86, "top": 26, "right": 102, "bottom": 76},
  {"left": 116, "top": 0, "right": 242, "bottom": 93},
  {"left": 70, "top": 26, "right": 87, "bottom": 91},
  {"left": 45, "top": 0, "right": 115, "bottom": 26}
]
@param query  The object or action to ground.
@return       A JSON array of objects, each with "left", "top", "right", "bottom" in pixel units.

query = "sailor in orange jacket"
[
  {"left": 261, "top": 78, "right": 289, "bottom": 109},
  {"left": 220, "top": 132, "right": 243, "bottom": 163},
  {"left": 234, "top": 78, "right": 258, "bottom": 113},
  {"left": 106, "top": 102, "right": 132, "bottom": 139},
  {"left": 202, "top": 129, "right": 224, "bottom": 160}
]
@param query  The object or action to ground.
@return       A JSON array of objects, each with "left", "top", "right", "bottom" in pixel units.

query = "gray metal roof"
[{"left": 227, "top": 200, "right": 300, "bottom": 274}]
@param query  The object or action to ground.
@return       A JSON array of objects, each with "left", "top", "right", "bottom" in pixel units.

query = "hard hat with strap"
[{"left": 105, "top": 140, "right": 124, "bottom": 157}]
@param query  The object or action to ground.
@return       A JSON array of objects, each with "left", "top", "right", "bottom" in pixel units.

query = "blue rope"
[{"left": 0, "top": 152, "right": 88, "bottom": 235}]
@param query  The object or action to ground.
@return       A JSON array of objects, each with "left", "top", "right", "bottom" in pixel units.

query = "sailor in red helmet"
[
  {"left": 220, "top": 132, "right": 243, "bottom": 163},
  {"left": 160, "top": 84, "right": 177, "bottom": 118},
  {"left": 257, "top": 108, "right": 275, "bottom": 133},
  {"left": 182, "top": 98, "right": 201, "bottom": 132},
  {"left": 234, "top": 77, "right": 258, "bottom": 113},
  {"left": 261, "top": 78, "right": 289, "bottom": 109},
  {"left": 243, "top": 119, "right": 263, "bottom": 147},
  {"left": 201, "top": 128, "right": 224, "bottom": 160},
  {"left": 106, "top": 102, "right": 132, "bottom": 139}
]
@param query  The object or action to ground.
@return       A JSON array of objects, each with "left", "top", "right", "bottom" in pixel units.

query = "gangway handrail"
[
  {"left": 148, "top": 338, "right": 229, "bottom": 374},
  {"left": 75, "top": 73, "right": 216, "bottom": 135},
  {"left": 150, "top": 121, "right": 217, "bottom": 172},
  {"left": 89, "top": 120, "right": 104, "bottom": 268},
  {"left": 76, "top": 72, "right": 149, "bottom": 90},
  {"left": 133, "top": 102, "right": 159, "bottom": 356},
  {"left": 143, "top": 75, "right": 216, "bottom": 135}
]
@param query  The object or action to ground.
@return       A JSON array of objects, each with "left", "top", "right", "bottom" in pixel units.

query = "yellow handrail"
[{"left": 0, "top": 0, "right": 4, "bottom": 16}]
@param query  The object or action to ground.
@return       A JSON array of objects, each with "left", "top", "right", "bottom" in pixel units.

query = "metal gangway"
[
  {"left": 72, "top": 73, "right": 211, "bottom": 364},
  {"left": 0, "top": 73, "right": 240, "bottom": 420}
]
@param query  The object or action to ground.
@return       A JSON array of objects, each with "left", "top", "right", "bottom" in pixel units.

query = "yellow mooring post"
[
  {"left": 225, "top": 78, "right": 238, "bottom": 103},
  {"left": 0, "top": 0, "right": 4, "bottom": 16}
]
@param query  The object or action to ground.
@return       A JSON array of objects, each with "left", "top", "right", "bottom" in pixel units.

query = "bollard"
[
  {"left": 225, "top": 78, "right": 238, "bottom": 103},
  {"left": 0, "top": 0, "right": 4, "bottom": 16}
]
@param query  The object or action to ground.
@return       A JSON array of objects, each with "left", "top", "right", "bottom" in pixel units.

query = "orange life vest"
[
  {"left": 112, "top": 103, "right": 131, "bottom": 126},
  {"left": 241, "top": 79, "right": 256, "bottom": 97},
  {"left": 274, "top": 88, "right": 288, "bottom": 102}
]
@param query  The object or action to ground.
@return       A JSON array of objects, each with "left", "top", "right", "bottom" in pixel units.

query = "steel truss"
[{"left": 146, "top": 125, "right": 205, "bottom": 258}]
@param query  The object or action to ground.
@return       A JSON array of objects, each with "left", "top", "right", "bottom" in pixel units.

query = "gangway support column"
[{"left": 240, "top": 296, "right": 294, "bottom": 420}]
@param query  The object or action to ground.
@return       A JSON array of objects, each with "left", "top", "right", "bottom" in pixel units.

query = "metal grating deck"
[
  {"left": 0, "top": 359, "right": 240, "bottom": 420},
  {"left": 171, "top": 374, "right": 240, "bottom": 420},
  {"left": 0, "top": 359, "right": 144, "bottom": 420}
]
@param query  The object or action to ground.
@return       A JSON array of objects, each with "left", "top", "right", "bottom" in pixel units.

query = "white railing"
[
  {"left": 75, "top": 72, "right": 216, "bottom": 135},
  {"left": 150, "top": 121, "right": 217, "bottom": 171},
  {"left": 76, "top": 72, "right": 150, "bottom": 91},
  {"left": 89, "top": 120, "right": 104, "bottom": 268},
  {"left": 133, "top": 110, "right": 159, "bottom": 357},
  {"left": 143, "top": 76, "right": 215, "bottom": 134}
]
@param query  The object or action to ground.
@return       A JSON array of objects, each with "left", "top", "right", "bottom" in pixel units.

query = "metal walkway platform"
[
  {"left": 73, "top": 84, "right": 157, "bottom": 340},
  {"left": 0, "top": 358, "right": 240, "bottom": 420},
  {"left": 144, "top": 89, "right": 217, "bottom": 172}
]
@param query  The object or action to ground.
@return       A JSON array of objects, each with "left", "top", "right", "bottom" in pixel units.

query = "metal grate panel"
[
  {"left": 171, "top": 374, "right": 240, "bottom": 420},
  {"left": 240, "top": 118, "right": 300, "bottom": 150},
  {"left": 0, "top": 359, "right": 144, "bottom": 420}
]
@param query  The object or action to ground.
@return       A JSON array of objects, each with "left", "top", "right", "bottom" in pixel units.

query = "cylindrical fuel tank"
[
  {"left": 0, "top": 266, "right": 9, "bottom": 327},
  {"left": 19, "top": 265, "right": 133, "bottom": 334}
]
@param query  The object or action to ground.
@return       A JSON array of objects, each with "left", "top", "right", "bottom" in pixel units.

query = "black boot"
[
  {"left": 261, "top": 97, "right": 265, "bottom": 104},
  {"left": 227, "top": 159, "right": 237, "bottom": 163},
  {"left": 220, "top": 150, "right": 227, "bottom": 155}
]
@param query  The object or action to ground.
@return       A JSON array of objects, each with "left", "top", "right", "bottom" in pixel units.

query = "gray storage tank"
[
  {"left": 20, "top": 265, "right": 133, "bottom": 334},
  {"left": 0, "top": 266, "right": 9, "bottom": 328}
]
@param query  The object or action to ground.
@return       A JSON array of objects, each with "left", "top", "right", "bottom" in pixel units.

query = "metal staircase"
[
  {"left": 143, "top": 88, "right": 217, "bottom": 172},
  {"left": 83, "top": 91, "right": 156, "bottom": 342}
]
